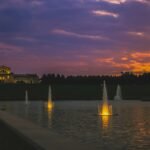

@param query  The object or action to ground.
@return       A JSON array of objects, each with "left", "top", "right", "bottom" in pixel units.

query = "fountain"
[
  {"left": 47, "top": 85, "right": 54, "bottom": 110},
  {"left": 114, "top": 85, "right": 122, "bottom": 101},
  {"left": 99, "top": 81, "right": 112, "bottom": 116}
]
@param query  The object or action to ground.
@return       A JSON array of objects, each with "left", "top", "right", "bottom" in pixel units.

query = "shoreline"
[{"left": 0, "top": 84, "right": 150, "bottom": 101}]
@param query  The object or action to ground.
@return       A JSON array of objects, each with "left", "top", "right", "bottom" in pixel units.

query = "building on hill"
[
  {"left": 0, "top": 66, "right": 14, "bottom": 83},
  {"left": 0, "top": 65, "right": 39, "bottom": 84}
]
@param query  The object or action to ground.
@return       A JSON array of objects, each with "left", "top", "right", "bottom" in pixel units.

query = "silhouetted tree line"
[{"left": 41, "top": 72, "right": 150, "bottom": 85}]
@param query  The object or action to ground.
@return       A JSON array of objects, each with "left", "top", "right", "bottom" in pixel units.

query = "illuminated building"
[
  {"left": 0, "top": 66, "right": 13, "bottom": 83},
  {"left": 0, "top": 65, "right": 39, "bottom": 84}
]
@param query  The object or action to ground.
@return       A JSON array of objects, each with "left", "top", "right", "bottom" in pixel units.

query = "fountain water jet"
[
  {"left": 114, "top": 85, "right": 122, "bottom": 101},
  {"left": 99, "top": 81, "right": 112, "bottom": 116},
  {"left": 25, "top": 90, "right": 29, "bottom": 104},
  {"left": 47, "top": 85, "right": 54, "bottom": 110}
]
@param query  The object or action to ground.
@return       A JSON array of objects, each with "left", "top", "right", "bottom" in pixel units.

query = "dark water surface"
[{"left": 1, "top": 100, "right": 150, "bottom": 150}]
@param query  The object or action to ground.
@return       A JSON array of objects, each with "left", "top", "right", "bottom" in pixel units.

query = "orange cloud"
[
  {"left": 93, "top": 50, "right": 150, "bottom": 73},
  {"left": 121, "top": 57, "right": 128, "bottom": 61},
  {"left": 130, "top": 52, "right": 150, "bottom": 59},
  {"left": 95, "top": 57, "right": 114, "bottom": 63},
  {"left": 110, "top": 61, "right": 131, "bottom": 69},
  {"left": 129, "top": 60, "right": 150, "bottom": 72}
]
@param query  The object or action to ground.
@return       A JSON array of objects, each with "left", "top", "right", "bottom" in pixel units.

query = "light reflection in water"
[
  {"left": 45, "top": 101, "right": 54, "bottom": 128},
  {"left": 98, "top": 108, "right": 111, "bottom": 130},
  {"left": 101, "top": 115, "right": 110, "bottom": 129},
  {"left": 98, "top": 103, "right": 111, "bottom": 131}
]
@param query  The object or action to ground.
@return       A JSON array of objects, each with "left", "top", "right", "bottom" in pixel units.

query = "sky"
[{"left": 0, "top": 0, "right": 150, "bottom": 75}]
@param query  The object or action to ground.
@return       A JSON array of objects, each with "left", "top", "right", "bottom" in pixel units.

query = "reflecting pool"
[{"left": 0, "top": 100, "right": 150, "bottom": 150}]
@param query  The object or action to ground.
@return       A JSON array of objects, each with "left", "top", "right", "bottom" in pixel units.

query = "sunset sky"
[{"left": 0, "top": 0, "right": 150, "bottom": 75}]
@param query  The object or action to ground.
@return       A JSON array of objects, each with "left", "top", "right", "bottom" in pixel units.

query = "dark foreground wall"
[
  {"left": 0, "top": 84, "right": 150, "bottom": 101},
  {"left": 0, "top": 120, "right": 42, "bottom": 150}
]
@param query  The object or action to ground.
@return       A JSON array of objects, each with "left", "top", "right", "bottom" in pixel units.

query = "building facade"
[{"left": 0, "top": 65, "right": 39, "bottom": 84}]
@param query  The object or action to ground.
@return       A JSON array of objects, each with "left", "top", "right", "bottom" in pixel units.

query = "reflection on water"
[
  {"left": 45, "top": 101, "right": 54, "bottom": 128},
  {"left": 101, "top": 115, "right": 110, "bottom": 129},
  {"left": 0, "top": 100, "right": 150, "bottom": 150},
  {"left": 98, "top": 105, "right": 111, "bottom": 129}
]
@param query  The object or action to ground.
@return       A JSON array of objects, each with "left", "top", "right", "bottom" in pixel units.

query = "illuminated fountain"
[
  {"left": 98, "top": 81, "right": 112, "bottom": 116},
  {"left": 114, "top": 84, "right": 122, "bottom": 101},
  {"left": 25, "top": 90, "right": 29, "bottom": 104},
  {"left": 43, "top": 85, "right": 54, "bottom": 128},
  {"left": 47, "top": 85, "right": 54, "bottom": 110}
]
